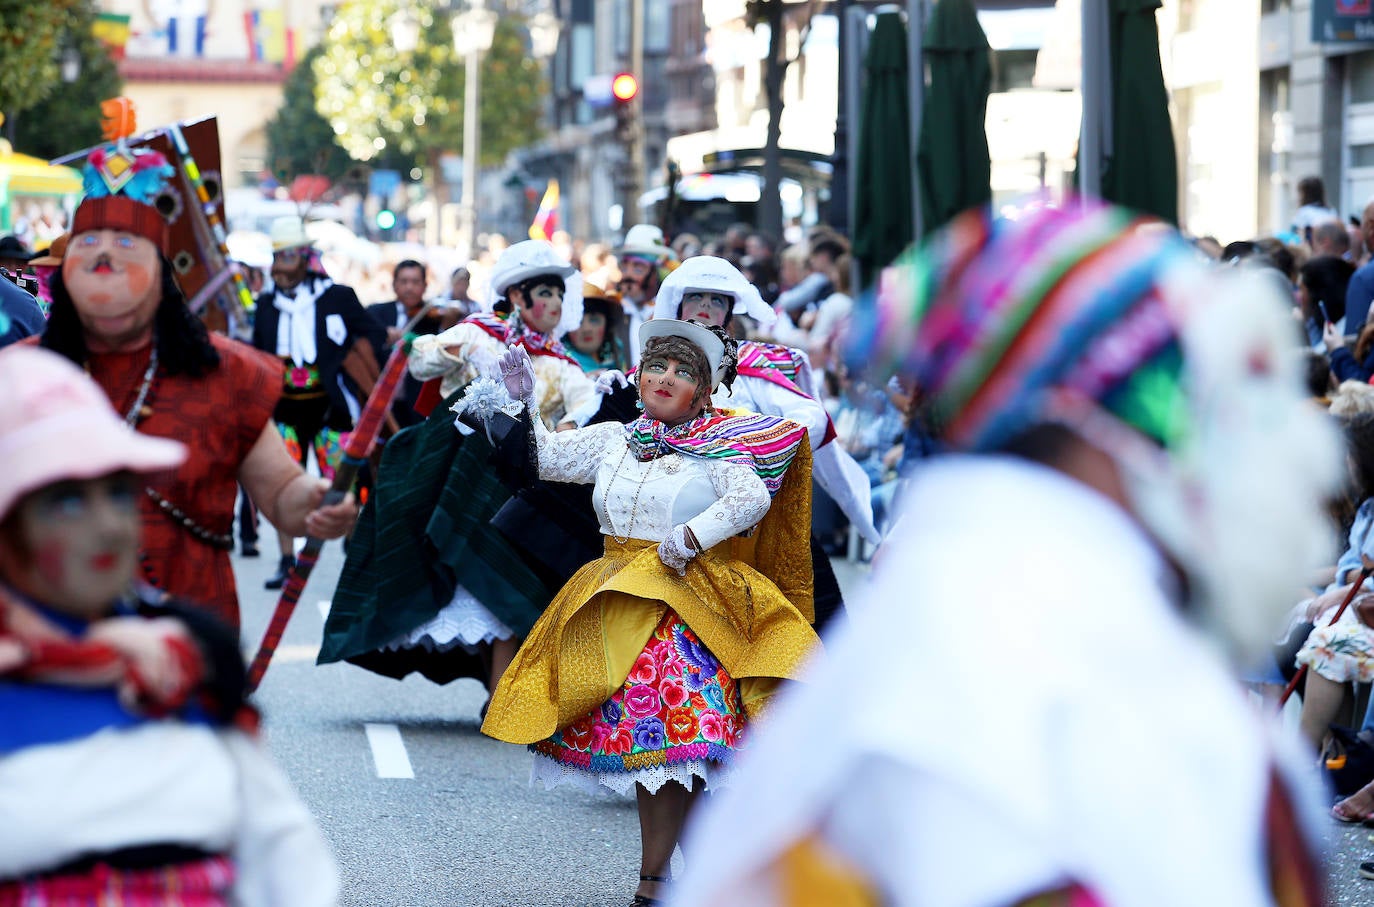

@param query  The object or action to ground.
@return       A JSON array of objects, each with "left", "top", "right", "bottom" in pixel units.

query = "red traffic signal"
[{"left": 611, "top": 72, "right": 639, "bottom": 103}]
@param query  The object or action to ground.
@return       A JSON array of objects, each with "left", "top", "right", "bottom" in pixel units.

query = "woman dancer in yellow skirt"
[{"left": 481, "top": 319, "right": 821, "bottom": 906}]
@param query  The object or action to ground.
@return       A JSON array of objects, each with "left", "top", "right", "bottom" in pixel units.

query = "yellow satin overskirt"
[{"left": 480, "top": 536, "right": 822, "bottom": 745}]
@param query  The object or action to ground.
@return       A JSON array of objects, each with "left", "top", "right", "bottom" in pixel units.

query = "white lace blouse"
[{"left": 534, "top": 419, "right": 770, "bottom": 551}]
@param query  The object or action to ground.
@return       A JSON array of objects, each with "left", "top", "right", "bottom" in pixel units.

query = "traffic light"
[
  {"left": 612, "top": 71, "right": 638, "bottom": 144},
  {"left": 375, "top": 207, "right": 397, "bottom": 234}
]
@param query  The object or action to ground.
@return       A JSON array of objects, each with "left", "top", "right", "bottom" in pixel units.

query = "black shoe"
[
  {"left": 264, "top": 555, "right": 294, "bottom": 590},
  {"left": 1361, "top": 861, "right": 1374, "bottom": 880},
  {"left": 240, "top": 542, "right": 260, "bottom": 558}
]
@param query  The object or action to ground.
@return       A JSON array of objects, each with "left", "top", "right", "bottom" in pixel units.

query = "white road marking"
[
  {"left": 271, "top": 643, "right": 320, "bottom": 664},
  {"left": 317, "top": 599, "right": 331, "bottom": 621},
  {"left": 364, "top": 723, "right": 415, "bottom": 779}
]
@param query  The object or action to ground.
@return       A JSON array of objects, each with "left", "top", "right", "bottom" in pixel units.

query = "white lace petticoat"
[
  {"left": 528, "top": 751, "right": 732, "bottom": 798},
  {"left": 382, "top": 585, "right": 514, "bottom": 653}
]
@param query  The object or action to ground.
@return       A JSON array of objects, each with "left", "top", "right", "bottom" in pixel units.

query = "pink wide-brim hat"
[{"left": 0, "top": 346, "right": 186, "bottom": 520}]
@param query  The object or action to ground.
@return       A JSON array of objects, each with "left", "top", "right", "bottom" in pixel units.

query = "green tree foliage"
[
  {"left": 12, "top": 0, "right": 124, "bottom": 159},
  {"left": 0, "top": 0, "right": 80, "bottom": 129},
  {"left": 264, "top": 46, "right": 354, "bottom": 183},
  {"left": 313, "top": 0, "right": 545, "bottom": 166}
]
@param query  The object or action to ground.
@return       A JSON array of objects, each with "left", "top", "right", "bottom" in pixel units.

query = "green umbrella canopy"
[
  {"left": 1100, "top": 0, "right": 1178, "bottom": 225},
  {"left": 852, "top": 11, "right": 914, "bottom": 290},
  {"left": 918, "top": 0, "right": 992, "bottom": 235}
]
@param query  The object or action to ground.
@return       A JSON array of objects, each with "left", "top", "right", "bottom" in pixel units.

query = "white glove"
[
  {"left": 657, "top": 524, "right": 698, "bottom": 576},
  {"left": 499, "top": 346, "right": 536, "bottom": 402},
  {"left": 594, "top": 369, "right": 630, "bottom": 395}
]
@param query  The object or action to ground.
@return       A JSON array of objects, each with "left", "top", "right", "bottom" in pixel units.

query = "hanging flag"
[
  {"left": 244, "top": 7, "right": 289, "bottom": 63},
  {"left": 528, "top": 178, "right": 559, "bottom": 240},
  {"left": 93, "top": 12, "right": 132, "bottom": 61},
  {"left": 244, "top": 10, "right": 261, "bottom": 60}
]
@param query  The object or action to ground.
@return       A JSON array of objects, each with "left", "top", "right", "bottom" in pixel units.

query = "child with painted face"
[{"left": 0, "top": 346, "right": 338, "bottom": 905}]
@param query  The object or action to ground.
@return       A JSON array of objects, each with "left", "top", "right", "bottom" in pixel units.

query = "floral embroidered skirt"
[{"left": 530, "top": 607, "right": 746, "bottom": 796}]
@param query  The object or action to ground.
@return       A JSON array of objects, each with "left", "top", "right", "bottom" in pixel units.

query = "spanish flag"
[{"left": 528, "top": 179, "right": 559, "bottom": 240}]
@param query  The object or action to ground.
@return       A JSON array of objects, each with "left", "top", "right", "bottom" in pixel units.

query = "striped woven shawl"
[{"left": 625, "top": 411, "right": 807, "bottom": 496}]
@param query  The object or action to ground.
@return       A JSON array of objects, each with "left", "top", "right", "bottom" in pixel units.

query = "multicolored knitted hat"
[
  {"left": 846, "top": 201, "right": 1195, "bottom": 452},
  {"left": 71, "top": 98, "right": 176, "bottom": 252}
]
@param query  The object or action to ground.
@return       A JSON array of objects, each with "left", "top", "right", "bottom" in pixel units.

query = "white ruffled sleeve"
[
  {"left": 408, "top": 323, "right": 491, "bottom": 381},
  {"left": 683, "top": 460, "right": 770, "bottom": 552},
  {"left": 533, "top": 418, "right": 624, "bottom": 485}
]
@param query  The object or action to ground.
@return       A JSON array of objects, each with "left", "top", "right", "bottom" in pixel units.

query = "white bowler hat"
[
  {"left": 616, "top": 224, "right": 675, "bottom": 261},
  {"left": 269, "top": 215, "right": 312, "bottom": 251},
  {"left": 654, "top": 255, "right": 776, "bottom": 328},
  {"left": 487, "top": 239, "right": 583, "bottom": 338},
  {"left": 638, "top": 318, "right": 728, "bottom": 389}
]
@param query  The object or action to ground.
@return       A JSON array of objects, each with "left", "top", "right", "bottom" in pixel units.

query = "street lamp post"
[
  {"left": 527, "top": 11, "right": 561, "bottom": 61},
  {"left": 452, "top": 0, "right": 497, "bottom": 262}
]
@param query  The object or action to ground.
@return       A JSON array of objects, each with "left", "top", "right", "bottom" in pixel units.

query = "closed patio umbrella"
[
  {"left": 1099, "top": 0, "right": 1177, "bottom": 224},
  {"left": 917, "top": 0, "right": 991, "bottom": 235},
  {"left": 852, "top": 9, "right": 914, "bottom": 290}
]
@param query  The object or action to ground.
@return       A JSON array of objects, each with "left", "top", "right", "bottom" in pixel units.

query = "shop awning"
[{"left": 0, "top": 150, "right": 83, "bottom": 196}]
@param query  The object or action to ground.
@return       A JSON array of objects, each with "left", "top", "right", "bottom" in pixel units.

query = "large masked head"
[
  {"left": 847, "top": 202, "right": 1344, "bottom": 661},
  {"left": 488, "top": 239, "right": 582, "bottom": 338},
  {"left": 654, "top": 256, "right": 777, "bottom": 330},
  {"left": 62, "top": 196, "right": 168, "bottom": 353}
]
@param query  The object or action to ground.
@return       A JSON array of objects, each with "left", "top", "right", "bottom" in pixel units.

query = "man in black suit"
[
  {"left": 252, "top": 216, "right": 386, "bottom": 588},
  {"left": 366, "top": 259, "right": 442, "bottom": 428}
]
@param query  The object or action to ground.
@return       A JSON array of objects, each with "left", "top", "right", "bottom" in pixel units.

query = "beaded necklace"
[
  {"left": 604, "top": 444, "right": 657, "bottom": 544},
  {"left": 121, "top": 343, "right": 158, "bottom": 426}
]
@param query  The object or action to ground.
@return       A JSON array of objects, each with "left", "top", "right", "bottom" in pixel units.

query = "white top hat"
[
  {"left": 269, "top": 215, "right": 312, "bottom": 252},
  {"left": 638, "top": 318, "right": 728, "bottom": 390},
  {"left": 616, "top": 224, "right": 674, "bottom": 261},
  {"left": 654, "top": 255, "right": 776, "bottom": 328},
  {"left": 487, "top": 239, "right": 583, "bottom": 338}
]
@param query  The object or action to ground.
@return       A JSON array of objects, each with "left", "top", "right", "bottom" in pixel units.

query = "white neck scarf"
[{"left": 274, "top": 277, "right": 332, "bottom": 366}]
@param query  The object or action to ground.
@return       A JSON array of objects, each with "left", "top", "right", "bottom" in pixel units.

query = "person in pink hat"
[{"left": 0, "top": 345, "right": 339, "bottom": 906}]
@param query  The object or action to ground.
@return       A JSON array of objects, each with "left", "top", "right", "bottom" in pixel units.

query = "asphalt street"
[
  {"left": 235, "top": 539, "right": 872, "bottom": 907},
  {"left": 234, "top": 541, "right": 1373, "bottom": 905}
]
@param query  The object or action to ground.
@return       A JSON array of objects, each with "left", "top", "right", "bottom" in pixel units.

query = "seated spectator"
[
  {"left": 1332, "top": 380, "right": 1374, "bottom": 418},
  {"left": 777, "top": 242, "right": 807, "bottom": 292},
  {"left": 808, "top": 253, "right": 855, "bottom": 374},
  {"left": 1293, "top": 175, "right": 1339, "bottom": 241},
  {"left": 1292, "top": 413, "right": 1374, "bottom": 750},
  {"left": 1346, "top": 199, "right": 1374, "bottom": 330},
  {"left": 670, "top": 232, "right": 702, "bottom": 261},
  {"left": 1313, "top": 219, "right": 1352, "bottom": 260},
  {"left": 1303, "top": 350, "right": 1336, "bottom": 402},
  {"left": 1301, "top": 254, "right": 1354, "bottom": 345},
  {"left": 1327, "top": 321, "right": 1374, "bottom": 384},
  {"left": 739, "top": 254, "right": 780, "bottom": 305},
  {"left": 774, "top": 233, "right": 848, "bottom": 327}
]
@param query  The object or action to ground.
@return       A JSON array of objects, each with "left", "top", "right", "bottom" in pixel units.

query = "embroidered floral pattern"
[
  {"left": 277, "top": 424, "right": 350, "bottom": 481},
  {"left": 283, "top": 363, "right": 322, "bottom": 391},
  {"left": 532, "top": 608, "right": 744, "bottom": 772}
]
